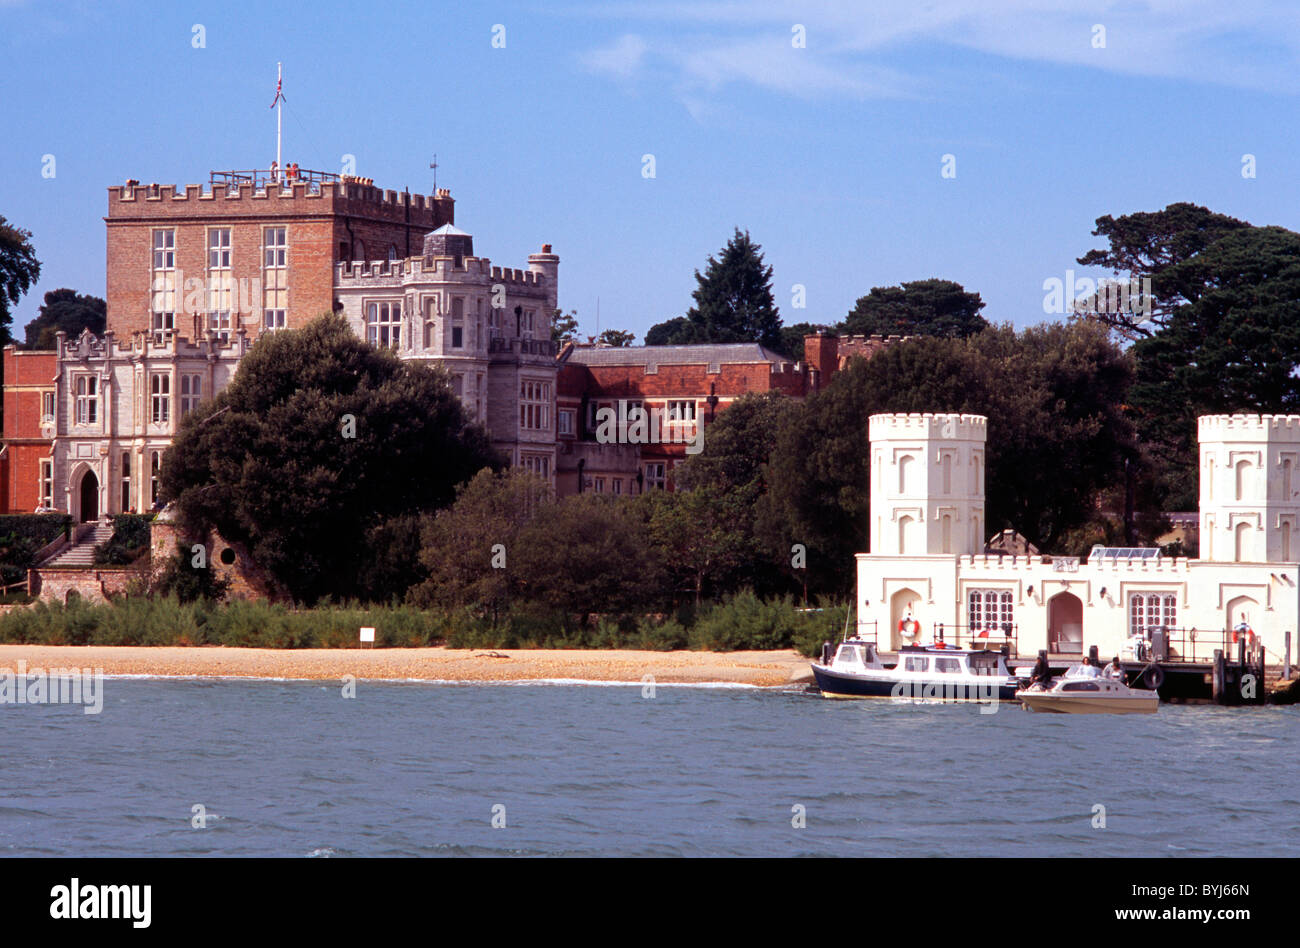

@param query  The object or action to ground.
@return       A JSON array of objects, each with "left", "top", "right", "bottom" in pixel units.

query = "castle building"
[
  {"left": 1, "top": 167, "right": 558, "bottom": 517},
  {"left": 858, "top": 412, "right": 1299, "bottom": 662}
]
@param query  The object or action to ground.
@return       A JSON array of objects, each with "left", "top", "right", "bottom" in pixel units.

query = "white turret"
[
  {"left": 1198, "top": 414, "right": 1300, "bottom": 562},
  {"left": 868, "top": 413, "right": 987, "bottom": 556}
]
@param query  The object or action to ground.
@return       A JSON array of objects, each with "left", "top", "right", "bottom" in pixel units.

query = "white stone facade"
[
  {"left": 51, "top": 328, "right": 250, "bottom": 520},
  {"left": 858, "top": 412, "right": 1299, "bottom": 662},
  {"left": 332, "top": 234, "right": 558, "bottom": 479}
]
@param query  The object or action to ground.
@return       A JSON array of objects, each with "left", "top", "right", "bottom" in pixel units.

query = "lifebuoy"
[
  {"left": 1231, "top": 624, "right": 1255, "bottom": 646},
  {"left": 898, "top": 618, "right": 921, "bottom": 639}
]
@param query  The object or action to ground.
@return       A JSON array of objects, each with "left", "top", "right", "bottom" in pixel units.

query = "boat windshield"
[{"left": 1065, "top": 664, "right": 1101, "bottom": 679}]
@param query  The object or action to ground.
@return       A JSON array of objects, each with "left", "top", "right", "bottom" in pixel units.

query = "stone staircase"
[{"left": 43, "top": 522, "right": 115, "bottom": 568}]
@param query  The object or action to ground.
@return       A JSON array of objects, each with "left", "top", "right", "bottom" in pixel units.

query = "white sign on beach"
[{"left": 359, "top": 627, "right": 375, "bottom": 644}]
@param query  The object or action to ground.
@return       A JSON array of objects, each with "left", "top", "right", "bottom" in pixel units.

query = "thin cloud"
[{"left": 574, "top": 1, "right": 1300, "bottom": 98}]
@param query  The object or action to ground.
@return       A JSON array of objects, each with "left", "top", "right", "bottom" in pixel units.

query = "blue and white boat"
[{"left": 811, "top": 639, "right": 1022, "bottom": 702}]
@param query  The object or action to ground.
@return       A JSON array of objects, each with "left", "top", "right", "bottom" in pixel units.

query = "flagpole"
[{"left": 276, "top": 62, "right": 282, "bottom": 175}]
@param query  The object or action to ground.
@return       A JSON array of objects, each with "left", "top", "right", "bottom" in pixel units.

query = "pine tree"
[{"left": 653, "top": 228, "right": 783, "bottom": 349}]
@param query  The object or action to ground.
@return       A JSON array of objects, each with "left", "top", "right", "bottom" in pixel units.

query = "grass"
[{"left": 0, "top": 592, "right": 847, "bottom": 653}]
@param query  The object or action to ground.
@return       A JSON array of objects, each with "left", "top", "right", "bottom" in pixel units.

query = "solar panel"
[{"left": 1088, "top": 545, "right": 1161, "bottom": 561}]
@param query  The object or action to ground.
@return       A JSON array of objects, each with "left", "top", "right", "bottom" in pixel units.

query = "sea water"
[{"left": 1, "top": 679, "right": 1296, "bottom": 857}]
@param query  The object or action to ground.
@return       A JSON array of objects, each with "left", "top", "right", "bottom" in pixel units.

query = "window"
[
  {"left": 836, "top": 646, "right": 859, "bottom": 664},
  {"left": 521, "top": 454, "right": 550, "bottom": 478},
  {"left": 150, "top": 451, "right": 161, "bottom": 506},
  {"left": 644, "top": 462, "right": 666, "bottom": 490},
  {"left": 968, "top": 589, "right": 1014, "bottom": 633},
  {"left": 120, "top": 452, "right": 131, "bottom": 512},
  {"left": 180, "top": 374, "right": 202, "bottom": 416},
  {"left": 263, "top": 227, "right": 287, "bottom": 331},
  {"left": 74, "top": 376, "right": 98, "bottom": 425},
  {"left": 451, "top": 297, "right": 464, "bottom": 349},
  {"left": 557, "top": 410, "right": 574, "bottom": 437},
  {"left": 151, "top": 373, "right": 171, "bottom": 424},
  {"left": 523, "top": 310, "right": 535, "bottom": 337},
  {"left": 152, "top": 229, "right": 176, "bottom": 335},
  {"left": 935, "top": 657, "right": 962, "bottom": 674},
  {"left": 39, "top": 459, "right": 53, "bottom": 509},
  {"left": 366, "top": 301, "right": 401, "bottom": 348},
  {"left": 152, "top": 229, "right": 175, "bottom": 270},
  {"left": 207, "top": 228, "right": 231, "bottom": 270},
  {"left": 263, "top": 227, "right": 287, "bottom": 268},
  {"left": 904, "top": 656, "right": 929, "bottom": 672},
  {"left": 208, "top": 311, "right": 232, "bottom": 343},
  {"left": 519, "top": 380, "right": 550, "bottom": 431},
  {"left": 1129, "top": 593, "right": 1176, "bottom": 636},
  {"left": 613, "top": 478, "right": 623, "bottom": 496},
  {"left": 41, "top": 392, "right": 54, "bottom": 423},
  {"left": 593, "top": 477, "right": 605, "bottom": 493},
  {"left": 666, "top": 400, "right": 696, "bottom": 422}
]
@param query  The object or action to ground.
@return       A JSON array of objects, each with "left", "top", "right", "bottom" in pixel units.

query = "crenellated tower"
[
  {"left": 1198, "top": 413, "right": 1300, "bottom": 563},
  {"left": 868, "top": 412, "right": 987, "bottom": 556}
]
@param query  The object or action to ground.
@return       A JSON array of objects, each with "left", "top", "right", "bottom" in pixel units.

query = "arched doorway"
[
  {"left": 889, "top": 587, "right": 923, "bottom": 650},
  {"left": 78, "top": 469, "right": 99, "bottom": 522},
  {"left": 1047, "top": 591, "right": 1083, "bottom": 654},
  {"left": 1225, "top": 594, "right": 1258, "bottom": 638}
]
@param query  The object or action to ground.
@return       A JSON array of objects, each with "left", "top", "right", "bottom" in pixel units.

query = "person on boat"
[
  {"left": 1103, "top": 656, "right": 1124, "bottom": 680},
  {"left": 1076, "top": 660, "right": 1100, "bottom": 678},
  {"left": 1029, "top": 653, "right": 1053, "bottom": 689}
]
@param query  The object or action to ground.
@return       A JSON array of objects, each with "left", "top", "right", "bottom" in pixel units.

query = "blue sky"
[{"left": 2, "top": 0, "right": 1298, "bottom": 342}]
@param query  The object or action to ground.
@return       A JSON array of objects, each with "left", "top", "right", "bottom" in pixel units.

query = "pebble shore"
[{"left": 0, "top": 645, "right": 814, "bottom": 686}]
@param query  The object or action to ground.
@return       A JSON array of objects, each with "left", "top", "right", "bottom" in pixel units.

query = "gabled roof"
[{"left": 564, "top": 343, "right": 792, "bottom": 367}]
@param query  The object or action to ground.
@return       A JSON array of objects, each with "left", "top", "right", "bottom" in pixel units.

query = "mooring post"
[
  {"left": 1212, "top": 649, "right": 1226, "bottom": 705},
  {"left": 1088, "top": 644, "right": 1099, "bottom": 666}
]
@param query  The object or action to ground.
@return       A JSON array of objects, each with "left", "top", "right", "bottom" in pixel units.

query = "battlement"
[
  {"left": 869, "top": 412, "right": 988, "bottom": 441},
  {"left": 333, "top": 256, "right": 550, "bottom": 291},
  {"left": 57, "top": 328, "right": 251, "bottom": 362},
  {"left": 109, "top": 171, "right": 453, "bottom": 225},
  {"left": 1198, "top": 413, "right": 1300, "bottom": 443}
]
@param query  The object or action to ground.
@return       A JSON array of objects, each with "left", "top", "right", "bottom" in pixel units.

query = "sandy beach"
[{"left": 0, "top": 645, "right": 814, "bottom": 686}]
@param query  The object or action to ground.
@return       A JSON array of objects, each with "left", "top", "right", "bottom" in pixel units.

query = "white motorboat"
[{"left": 1017, "top": 663, "right": 1159, "bottom": 714}]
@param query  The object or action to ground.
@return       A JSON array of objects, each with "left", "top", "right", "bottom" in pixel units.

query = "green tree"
[
  {"left": 840, "top": 279, "right": 987, "bottom": 339},
  {"left": 410, "top": 468, "right": 554, "bottom": 617},
  {"left": 643, "top": 486, "right": 756, "bottom": 607},
  {"left": 23, "top": 288, "right": 106, "bottom": 350},
  {"left": 644, "top": 315, "right": 694, "bottom": 346},
  {"left": 759, "top": 323, "right": 1138, "bottom": 595},
  {"left": 648, "top": 229, "right": 782, "bottom": 349},
  {"left": 1130, "top": 225, "right": 1300, "bottom": 508},
  {"left": 514, "top": 493, "right": 664, "bottom": 623},
  {"left": 160, "top": 313, "right": 502, "bottom": 603},
  {"left": 597, "top": 328, "right": 636, "bottom": 347},
  {"left": 0, "top": 215, "right": 41, "bottom": 348},
  {"left": 551, "top": 308, "right": 579, "bottom": 345},
  {"left": 1075, "top": 202, "right": 1250, "bottom": 339}
]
